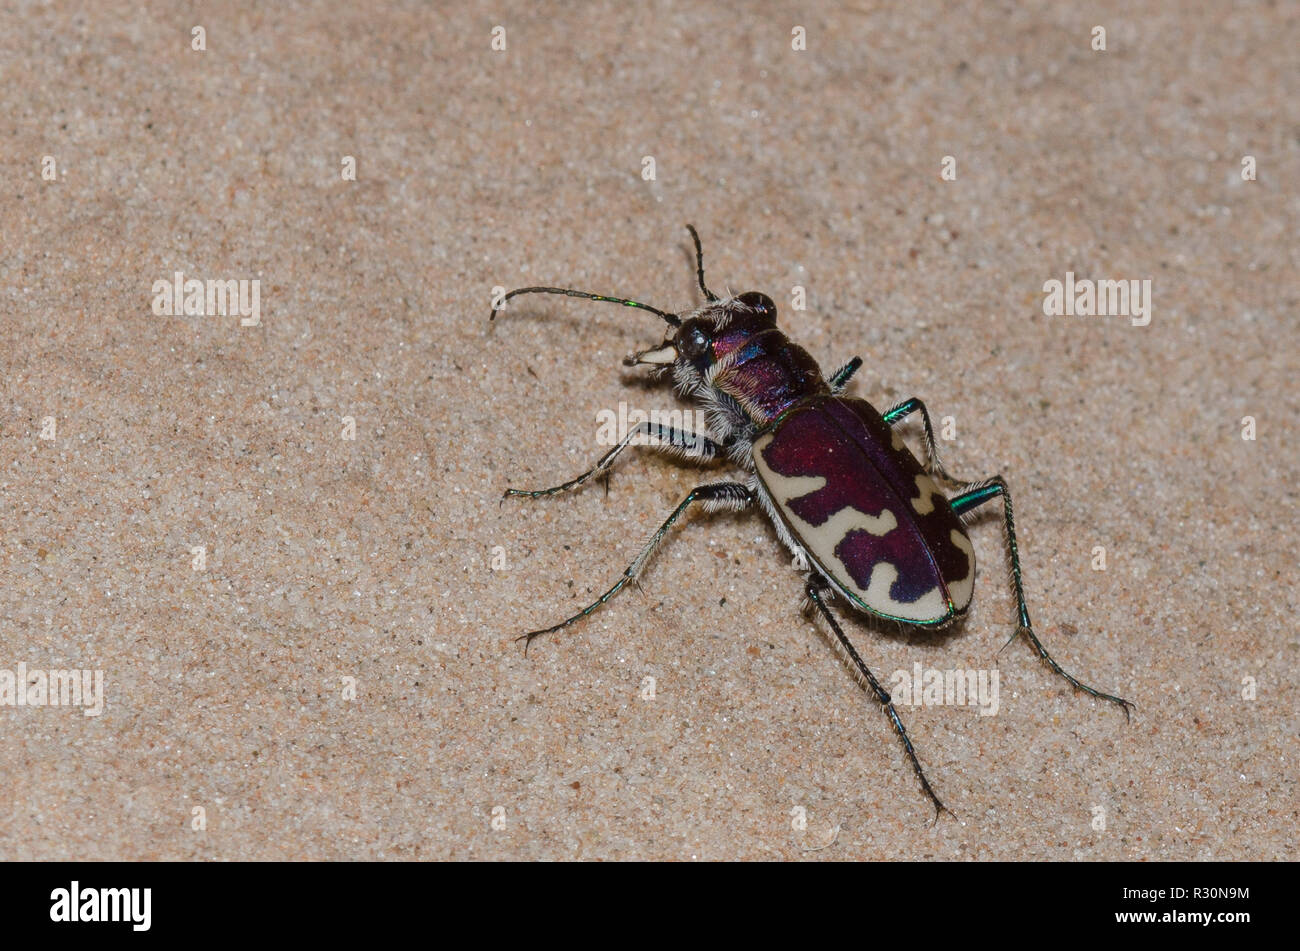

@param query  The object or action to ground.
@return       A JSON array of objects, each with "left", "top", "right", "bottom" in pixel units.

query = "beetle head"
[
  {"left": 624, "top": 292, "right": 778, "bottom": 383},
  {"left": 492, "top": 226, "right": 781, "bottom": 393}
]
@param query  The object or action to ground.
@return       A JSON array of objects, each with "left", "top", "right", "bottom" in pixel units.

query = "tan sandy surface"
[{"left": 1, "top": 1, "right": 1296, "bottom": 860}]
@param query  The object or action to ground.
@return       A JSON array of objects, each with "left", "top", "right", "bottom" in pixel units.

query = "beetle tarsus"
[
  {"left": 952, "top": 478, "right": 1134, "bottom": 725},
  {"left": 512, "top": 482, "right": 754, "bottom": 654}
]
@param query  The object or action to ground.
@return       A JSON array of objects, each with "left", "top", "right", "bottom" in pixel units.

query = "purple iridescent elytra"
[
  {"left": 689, "top": 300, "right": 975, "bottom": 624},
  {"left": 754, "top": 396, "right": 974, "bottom": 623}
]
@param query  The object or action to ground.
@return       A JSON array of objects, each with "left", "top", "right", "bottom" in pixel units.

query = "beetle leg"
[
  {"left": 503, "top": 422, "right": 722, "bottom": 500},
  {"left": 950, "top": 477, "right": 1133, "bottom": 720},
  {"left": 804, "top": 580, "right": 948, "bottom": 821},
  {"left": 882, "top": 397, "right": 973, "bottom": 486},
  {"left": 828, "top": 356, "right": 863, "bottom": 394},
  {"left": 514, "top": 481, "right": 753, "bottom": 650}
]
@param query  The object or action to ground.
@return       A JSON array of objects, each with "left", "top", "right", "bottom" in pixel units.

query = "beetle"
[{"left": 489, "top": 225, "right": 1131, "bottom": 815}]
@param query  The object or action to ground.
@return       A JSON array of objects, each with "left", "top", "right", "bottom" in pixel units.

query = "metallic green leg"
[
  {"left": 882, "top": 397, "right": 972, "bottom": 485},
  {"left": 828, "top": 356, "right": 862, "bottom": 394}
]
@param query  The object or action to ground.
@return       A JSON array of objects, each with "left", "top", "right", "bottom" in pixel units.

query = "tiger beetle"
[{"left": 489, "top": 225, "right": 1132, "bottom": 818}]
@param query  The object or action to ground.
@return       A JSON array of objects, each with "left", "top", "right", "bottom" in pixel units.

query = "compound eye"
[
  {"left": 738, "top": 291, "right": 776, "bottom": 320},
  {"left": 678, "top": 322, "right": 711, "bottom": 359}
]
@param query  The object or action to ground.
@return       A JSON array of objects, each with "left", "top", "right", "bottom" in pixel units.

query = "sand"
[{"left": 0, "top": 1, "right": 1295, "bottom": 860}]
